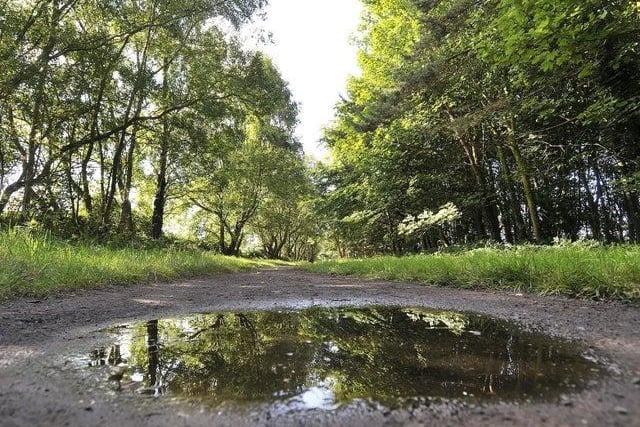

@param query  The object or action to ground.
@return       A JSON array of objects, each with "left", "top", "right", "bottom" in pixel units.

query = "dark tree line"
[{"left": 320, "top": 0, "right": 640, "bottom": 255}]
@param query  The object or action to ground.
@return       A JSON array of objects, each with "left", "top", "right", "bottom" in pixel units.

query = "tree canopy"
[
  {"left": 320, "top": 0, "right": 640, "bottom": 255},
  {"left": 2, "top": 0, "right": 639, "bottom": 260},
  {"left": 0, "top": 0, "right": 315, "bottom": 259}
]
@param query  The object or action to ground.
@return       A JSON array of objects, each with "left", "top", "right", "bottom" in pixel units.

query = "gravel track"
[{"left": 0, "top": 268, "right": 638, "bottom": 427}]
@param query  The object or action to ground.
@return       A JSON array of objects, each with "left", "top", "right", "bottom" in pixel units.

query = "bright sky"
[{"left": 249, "top": 0, "right": 362, "bottom": 160}]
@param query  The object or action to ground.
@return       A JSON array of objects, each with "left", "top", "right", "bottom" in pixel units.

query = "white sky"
[{"left": 248, "top": 0, "right": 362, "bottom": 160}]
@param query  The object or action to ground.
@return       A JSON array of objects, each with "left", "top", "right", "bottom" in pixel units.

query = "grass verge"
[
  {"left": 0, "top": 229, "right": 288, "bottom": 300},
  {"left": 305, "top": 245, "right": 640, "bottom": 302}
]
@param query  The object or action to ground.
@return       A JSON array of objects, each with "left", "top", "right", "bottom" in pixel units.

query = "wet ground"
[
  {"left": 0, "top": 269, "right": 639, "bottom": 426},
  {"left": 83, "top": 307, "right": 600, "bottom": 410}
]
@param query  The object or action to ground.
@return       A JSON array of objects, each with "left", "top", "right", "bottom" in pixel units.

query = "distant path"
[{"left": 0, "top": 269, "right": 638, "bottom": 427}]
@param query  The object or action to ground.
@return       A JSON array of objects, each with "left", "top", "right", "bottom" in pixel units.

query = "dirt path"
[{"left": 0, "top": 269, "right": 638, "bottom": 427}]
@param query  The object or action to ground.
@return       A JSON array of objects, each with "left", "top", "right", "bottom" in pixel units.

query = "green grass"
[
  {"left": 305, "top": 245, "right": 640, "bottom": 302},
  {"left": 0, "top": 229, "right": 289, "bottom": 300}
]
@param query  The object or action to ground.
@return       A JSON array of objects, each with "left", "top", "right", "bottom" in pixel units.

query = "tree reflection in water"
[{"left": 89, "top": 307, "right": 599, "bottom": 410}]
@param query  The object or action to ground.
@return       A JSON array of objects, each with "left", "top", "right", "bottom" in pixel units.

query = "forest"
[
  {"left": 0, "top": 2, "right": 639, "bottom": 426},
  {"left": 321, "top": 0, "right": 640, "bottom": 256},
  {"left": 0, "top": 0, "right": 317, "bottom": 260},
  {"left": 2, "top": 0, "right": 639, "bottom": 259},
  {"left": 0, "top": 0, "right": 639, "bottom": 300}
]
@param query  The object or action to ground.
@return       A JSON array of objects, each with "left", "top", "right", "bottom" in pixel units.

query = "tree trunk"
[
  {"left": 622, "top": 190, "right": 640, "bottom": 242},
  {"left": 81, "top": 68, "right": 111, "bottom": 216},
  {"left": 21, "top": 74, "right": 47, "bottom": 216},
  {"left": 146, "top": 320, "right": 159, "bottom": 388},
  {"left": 218, "top": 214, "right": 226, "bottom": 253},
  {"left": 103, "top": 11, "right": 154, "bottom": 230},
  {"left": 578, "top": 168, "right": 602, "bottom": 240},
  {"left": 506, "top": 119, "right": 542, "bottom": 243},
  {"left": 80, "top": 143, "right": 94, "bottom": 214},
  {"left": 103, "top": 96, "right": 135, "bottom": 229},
  {"left": 118, "top": 127, "right": 137, "bottom": 235},
  {"left": 20, "top": 2, "right": 61, "bottom": 216},
  {"left": 151, "top": 59, "right": 171, "bottom": 239},
  {"left": 446, "top": 108, "right": 501, "bottom": 241},
  {"left": 0, "top": 180, "right": 24, "bottom": 215},
  {"left": 593, "top": 163, "right": 615, "bottom": 241},
  {"left": 228, "top": 224, "right": 244, "bottom": 256},
  {"left": 496, "top": 144, "right": 527, "bottom": 241},
  {"left": 151, "top": 143, "right": 168, "bottom": 239}
]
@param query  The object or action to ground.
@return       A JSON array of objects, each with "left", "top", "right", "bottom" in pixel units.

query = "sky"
[{"left": 247, "top": 0, "right": 363, "bottom": 160}]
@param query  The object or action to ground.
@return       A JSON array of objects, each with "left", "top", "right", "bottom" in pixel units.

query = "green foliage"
[
  {"left": 182, "top": 115, "right": 307, "bottom": 255},
  {"left": 0, "top": 0, "right": 313, "bottom": 249},
  {"left": 250, "top": 164, "right": 321, "bottom": 261},
  {"left": 305, "top": 245, "right": 640, "bottom": 302},
  {"left": 320, "top": 0, "right": 640, "bottom": 254},
  {"left": 398, "top": 203, "right": 461, "bottom": 237}
]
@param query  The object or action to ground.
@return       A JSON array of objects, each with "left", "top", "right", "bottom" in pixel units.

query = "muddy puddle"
[{"left": 81, "top": 306, "right": 601, "bottom": 413}]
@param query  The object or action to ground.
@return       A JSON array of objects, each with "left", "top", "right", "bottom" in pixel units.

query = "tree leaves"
[{"left": 320, "top": 0, "right": 640, "bottom": 252}]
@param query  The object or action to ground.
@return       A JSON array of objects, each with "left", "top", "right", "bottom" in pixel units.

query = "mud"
[{"left": 0, "top": 268, "right": 638, "bottom": 426}]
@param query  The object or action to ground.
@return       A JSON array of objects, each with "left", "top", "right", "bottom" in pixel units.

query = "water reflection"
[{"left": 87, "top": 307, "right": 599, "bottom": 410}]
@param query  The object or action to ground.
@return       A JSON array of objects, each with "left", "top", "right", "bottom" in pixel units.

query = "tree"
[
  {"left": 0, "top": 0, "right": 314, "bottom": 248},
  {"left": 250, "top": 157, "right": 319, "bottom": 261},
  {"left": 320, "top": 0, "right": 640, "bottom": 255},
  {"left": 184, "top": 91, "right": 299, "bottom": 255}
]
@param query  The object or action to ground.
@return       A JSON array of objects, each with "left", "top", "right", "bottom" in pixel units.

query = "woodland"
[
  {"left": 1, "top": 0, "right": 639, "bottom": 265},
  {"left": 0, "top": 4, "right": 639, "bottom": 425},
  {"left": 321, "top": 0, "right": 640, "bottom": 256},
  {"left": 0, "top": 0, "right": 316, "bottom": 260}
]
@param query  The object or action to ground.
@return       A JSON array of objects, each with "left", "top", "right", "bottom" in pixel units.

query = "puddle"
[{"left": 83, "top": 306, "right": 600, "bottom": 412}]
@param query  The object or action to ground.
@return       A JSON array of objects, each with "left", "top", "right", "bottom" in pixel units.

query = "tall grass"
[
  {"left": 0, "top": 229, "right": 284, "bottom": 300},
  {"left": 305, "top": 245, "right": 640, "bottom": 302}
]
